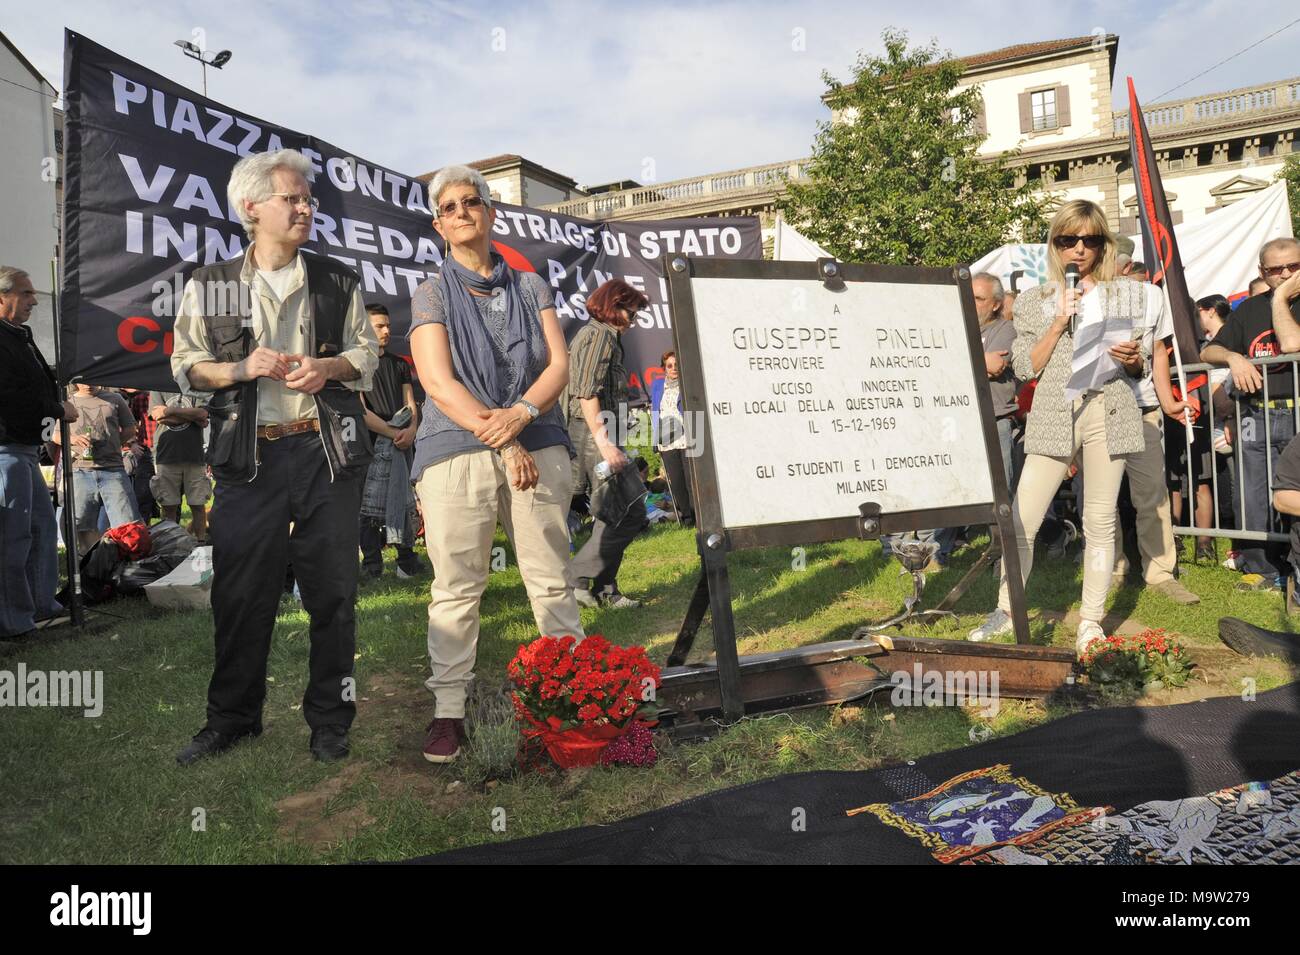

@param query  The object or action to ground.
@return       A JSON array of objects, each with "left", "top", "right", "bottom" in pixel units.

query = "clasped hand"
[
  {"left": 239, "top": 347, "right": 329, "bottom": 394},
  {"left": 474, "top": 405, "right": 528, "bottom": 449}
]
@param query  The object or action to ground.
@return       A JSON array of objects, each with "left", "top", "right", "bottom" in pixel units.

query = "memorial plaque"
[
  {"left": 661, "top": 258, "right": 1033, "bottom": 721},
  {"left": 684, "top": 275, "right": 993, "bottom": 530}
]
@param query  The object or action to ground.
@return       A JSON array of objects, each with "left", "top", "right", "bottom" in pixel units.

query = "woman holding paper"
[{"left": 969, "top": 200, "right": 1159, "bottom": 656}]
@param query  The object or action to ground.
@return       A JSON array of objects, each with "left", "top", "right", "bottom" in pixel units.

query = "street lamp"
[{"left": 174, "top": 40, "right": 233, "bottom": 97}]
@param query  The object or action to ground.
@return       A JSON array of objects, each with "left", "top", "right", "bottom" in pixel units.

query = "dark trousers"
[
  {"left": 207, "top": 433, "right": 362, "bottom": 733},
  {"left": 130, "top": 450, "right": 158, "bottom": 522},
  {"left": 359, "top": 515, "right": 415, "bottom": 570},
  {"left": 569, "top": 420, "right": 647, "bottom": 596},
  {"left": 659, "top": 448, "right": 694, "bottom": 523},
  {"left": 1237, "top": 406, "right": 1295, "bottom": 578}
]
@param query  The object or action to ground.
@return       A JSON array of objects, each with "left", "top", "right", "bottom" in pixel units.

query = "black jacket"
[
  {"left": 0, "top": 319, "right": 65, "bottom": 446},
  {"left": 188, "top": 251, "right": 373, "bottom": 484}
]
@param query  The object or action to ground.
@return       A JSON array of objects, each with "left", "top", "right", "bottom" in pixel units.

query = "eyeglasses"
[
  {"left": 437, "top": 195, "right": 486, "bottom": 218},
  {"left": 268, "top": 193, "right": 319, "bottom": 211},
  {"left": 1261, "top": 262, "right": 1300, "bottom": 277},
  {"left": 1052, "top": 234, "right": 1105, "bottom": 250}
]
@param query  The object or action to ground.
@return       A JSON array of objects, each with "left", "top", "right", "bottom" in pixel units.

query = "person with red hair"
[{"left": 567, "top": 279, "right": 651, "bottom": 608}]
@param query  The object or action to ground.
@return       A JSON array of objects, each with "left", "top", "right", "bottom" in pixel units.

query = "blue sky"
[{"left": 3, "top": 0, "right": 1296, "bottom": 188}]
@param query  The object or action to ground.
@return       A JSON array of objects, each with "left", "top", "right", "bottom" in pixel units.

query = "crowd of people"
[
  {"left": 3, "top": 154, "right": 1299, "bottom": 766},
  {"left": 0, "top": 153, "right": 687, "bottom": 767}
]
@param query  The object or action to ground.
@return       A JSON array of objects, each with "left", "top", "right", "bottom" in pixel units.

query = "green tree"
[
  {"left": 780, "top": 29, "right": 1045, "bottom": 266},
  {"left": 1276, "top": 154, "right": 1300, "bottom": 238}
]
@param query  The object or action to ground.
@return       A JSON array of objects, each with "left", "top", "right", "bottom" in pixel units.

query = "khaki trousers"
[
  {"left": 415, "top": 445, "right": 583, "bottom": 719},
  {"left": 998, "top": 394, "right": 1129, "bottom": 624},
  {"left": 1113, "top": 409, "right": 1177, "bottom": 584}
]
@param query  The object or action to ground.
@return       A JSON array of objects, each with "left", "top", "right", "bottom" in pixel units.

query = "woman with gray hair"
[{"left": 409, "top": 165, "right": 582, "bottom": 764}]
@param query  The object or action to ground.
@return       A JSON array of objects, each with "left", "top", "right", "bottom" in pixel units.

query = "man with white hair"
[
  {"left": 1203, "top": 236, "right": 1300, "bottom": 590},
  {"left": 0, "top": 266, "right": 79, "bottom": 640},
  {"left": 171, "top": 149, "right": 378, "bottom": 764}
]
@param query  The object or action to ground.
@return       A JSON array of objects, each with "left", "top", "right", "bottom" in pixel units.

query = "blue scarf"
[{"left": 438, "top": 251, "right": 540, "bottom": 410}]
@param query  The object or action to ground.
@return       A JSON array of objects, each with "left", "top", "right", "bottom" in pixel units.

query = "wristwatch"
[{"left": 516, "top": 399, "right": 540, "bottom": 421}]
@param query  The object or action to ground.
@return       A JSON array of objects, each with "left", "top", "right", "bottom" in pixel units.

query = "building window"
[{"left": 1031, "top": 89, "right": 1057, "bottom": 131}]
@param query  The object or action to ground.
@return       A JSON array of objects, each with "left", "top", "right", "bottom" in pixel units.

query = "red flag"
[{"left": 1126, "top": 78, "right": 1200, "bottom": 363}]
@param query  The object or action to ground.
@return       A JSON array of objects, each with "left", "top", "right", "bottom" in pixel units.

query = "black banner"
[{"left": 60, "top": 31, "right": 761, "bottom": 394}]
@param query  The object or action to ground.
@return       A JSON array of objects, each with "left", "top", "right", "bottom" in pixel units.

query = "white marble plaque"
[{"left": 685, "top": 275, "right": 995, "bottom": 529}]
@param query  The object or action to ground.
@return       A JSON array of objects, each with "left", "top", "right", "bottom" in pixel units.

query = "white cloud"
[{"left": 3, "top": 0, "right": 1296, "bottom": 189}]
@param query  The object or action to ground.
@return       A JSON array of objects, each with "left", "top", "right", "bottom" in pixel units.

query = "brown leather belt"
[{"left": 257, "top": 418, "right": 319, "bottom": 441}]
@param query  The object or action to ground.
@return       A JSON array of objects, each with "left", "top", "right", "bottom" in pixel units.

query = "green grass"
[{"left": 0, "top": 524, "right": 1294, "bottom": 863}]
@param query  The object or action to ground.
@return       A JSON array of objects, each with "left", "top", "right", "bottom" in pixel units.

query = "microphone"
[{"left": 1064, "top": 263, "right": 1080, "bottom": 336}]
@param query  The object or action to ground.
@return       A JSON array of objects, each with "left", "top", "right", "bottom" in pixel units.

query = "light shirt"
[
  {"left": 1128, "top": 285, "right": 1174, "bottom": 408},
  {"left": 658, "top": 378, "right": 689, "bottom": 451},
  {"left": 170, "top": 246, "right": 378, "bottom": 425}
]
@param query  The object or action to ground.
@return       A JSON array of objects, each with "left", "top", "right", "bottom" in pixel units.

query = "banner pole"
[{"left": 49, "top": 258, "right": 84, "bottom": 629}]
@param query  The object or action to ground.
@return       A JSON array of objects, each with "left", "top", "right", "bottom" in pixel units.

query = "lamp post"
[{"left": 173, "top": 41, "right": 232, "bottom": 97}]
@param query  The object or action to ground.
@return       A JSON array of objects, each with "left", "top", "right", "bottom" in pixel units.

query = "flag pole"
[{"left": 49, "top": 258, "right": 85, "bottom": 628}]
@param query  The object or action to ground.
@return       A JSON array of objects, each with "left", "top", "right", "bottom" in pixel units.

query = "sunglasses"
[
  {"left": 1052, "top": 234, "right": 1106, "bottom": 250},
  {"left": 1261, "top": 262, "right": 1300, "bottom": 278},
  {"left": 437, "top": 195, "right": 486, "bottom": 218}
]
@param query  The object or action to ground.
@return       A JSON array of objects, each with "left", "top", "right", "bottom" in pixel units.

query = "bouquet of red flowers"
[
  {"left": 508, "top": 635, "right": 660, "bottom": 769},
  {"left": 1080, "top": 628, "right": 1194, "bottom": 692}
]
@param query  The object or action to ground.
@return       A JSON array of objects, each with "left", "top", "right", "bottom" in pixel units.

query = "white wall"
[
  {"left": 523, "top": 176, "right": 571, "bottom": 207},
  {"left": 0, "top": 41, "right": 59, "bottom": 359},
  {"left": 482, "top": 171, "right": 521, "bottom": 205},
  {"left": 962, "top": 59, "right": 1102, "bottom": 155},
  {"left": 1049, "top": 182, "right": 1107, "bottom": 208}
]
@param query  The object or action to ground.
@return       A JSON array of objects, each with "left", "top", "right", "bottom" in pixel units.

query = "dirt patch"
[
  {"left": 274, "top": 762, "right": 376, "bottom": 848},
  {"left": 273, "top": 672, "right": 474, "bottom": 849},
  {"left": 1039, "top": 608, "right": 1153, "bottom": 637}
]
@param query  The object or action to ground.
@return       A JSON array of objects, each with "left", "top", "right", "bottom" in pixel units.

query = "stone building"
[{"left": 536, "top": 34, "right": 1299, "bottom": 237}]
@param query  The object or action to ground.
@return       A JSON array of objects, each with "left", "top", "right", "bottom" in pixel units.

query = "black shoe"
[
  {"left": 309, "top": 724, "right": 350, "bottom": 762},
  {"left": 1219, "top": 617, "right": 1300, "bottom": 662},
  {"left": 362, "top": 565, "right": 382, "bottom": 580},
  {"left": 176, "top": 725, "right": 261, "bottom": 766}
]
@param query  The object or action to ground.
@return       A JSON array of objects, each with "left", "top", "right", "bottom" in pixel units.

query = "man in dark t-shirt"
[
  {"left": 1202, "top": 237, "right": 1300, "bottom": 587},
  {"left": 359, "top": 305, "right": 421, "bottom": 578},
  {"left": 148, "top": 391, "right": 211, "bottom": 540}
]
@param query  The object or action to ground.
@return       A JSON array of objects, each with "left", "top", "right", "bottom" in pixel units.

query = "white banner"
[{"left": 771, "top": 215, "right": 833, "bottom": 262}]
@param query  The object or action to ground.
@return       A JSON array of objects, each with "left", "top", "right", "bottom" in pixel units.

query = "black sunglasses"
[
  {"left": 1052, "top": 234, "right": 1106, "bottom": 251},
  {"left": 437, "top": 195, "right": 486, "bottom": 218}
]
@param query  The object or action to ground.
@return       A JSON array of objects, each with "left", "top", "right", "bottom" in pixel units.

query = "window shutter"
[
  {"left": 1018, "top": 92, "right": 1033, "bottom": 133},
  {"left": 1056, "top": 85, "right": 1071, "bottom": 127},
  {"left": 976, "top": 104, "right": 988, "bottom": 138}
]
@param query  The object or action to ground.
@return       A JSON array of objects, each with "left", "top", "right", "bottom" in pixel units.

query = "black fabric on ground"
[{"left": 410, "top": 684, "right": 1300, "bottom": 864}]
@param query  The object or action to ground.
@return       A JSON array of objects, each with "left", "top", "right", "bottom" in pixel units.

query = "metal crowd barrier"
[{"left": 1168, "top": 353, "right": 1300, "bottom": 558}]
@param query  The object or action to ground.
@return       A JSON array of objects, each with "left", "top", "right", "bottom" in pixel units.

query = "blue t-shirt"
[{"left": 409, "top": 269, "right": 569, "bottom": 481}]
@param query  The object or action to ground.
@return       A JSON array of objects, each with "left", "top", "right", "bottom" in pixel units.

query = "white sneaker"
[
  {"left": 1075, "top": 620, "right": 1106, "bottom": 657},
  {"left": 969, "top": 609, "right": 1012, "bottom": 642}
]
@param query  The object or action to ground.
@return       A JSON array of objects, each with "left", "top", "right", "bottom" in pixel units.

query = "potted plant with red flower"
[
  {"left": 507, "top": 635, "right": 661, "bottom": 769},
  {"left": 1080, "top": 628, "right": 1195, "bottom": 693}
]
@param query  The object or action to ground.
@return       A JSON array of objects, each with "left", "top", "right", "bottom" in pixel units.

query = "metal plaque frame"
[{"left": 661, "top": 254, "right": 1031, "bottom": 722}]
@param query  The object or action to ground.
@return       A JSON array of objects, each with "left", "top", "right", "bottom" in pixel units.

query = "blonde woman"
[{"left": 969, "top": 200, "right": 1166, "bottom": 656}]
